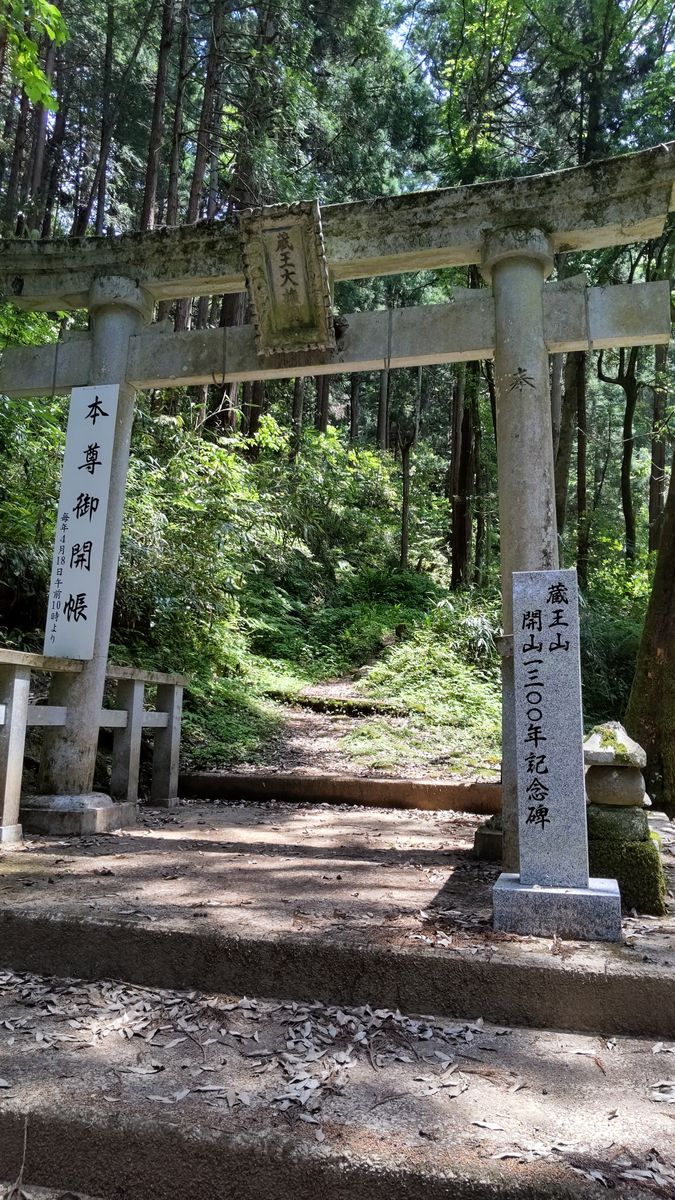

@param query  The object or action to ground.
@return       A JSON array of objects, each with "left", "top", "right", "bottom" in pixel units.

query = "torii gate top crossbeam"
[{"left": 0, "top": 142, "right": 673, "bottom": 311}]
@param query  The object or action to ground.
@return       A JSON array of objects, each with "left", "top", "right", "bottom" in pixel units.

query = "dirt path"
[{"left": 245, "top": 668, "right": 500, "bottom": 782}]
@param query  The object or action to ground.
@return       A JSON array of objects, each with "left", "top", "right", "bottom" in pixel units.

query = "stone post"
[
  {"left": 480, "top": 230, "right": 559, "bottom": 872},
  {"left": 38, "top": 277, "right": 153, "bottom": 802},
  {"left": 0, "top": 665, "right": 31, "bottom": 842}
]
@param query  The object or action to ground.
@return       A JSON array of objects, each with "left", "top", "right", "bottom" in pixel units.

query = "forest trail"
[{"left": 233, "top": 665, "right": 500, "bottom": 782}]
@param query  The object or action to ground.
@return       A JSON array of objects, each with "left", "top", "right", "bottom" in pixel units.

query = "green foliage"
[
  {"left": 181, "top": 677, "right": 283, "bottom": 769},
  {"left": 0, "top": 0, "right": 66, "bottom": 107},
  {"left": 343, "top": 604, "right": 502, "bottom": 773}
]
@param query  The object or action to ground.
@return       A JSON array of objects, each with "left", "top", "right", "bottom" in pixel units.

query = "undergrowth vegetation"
[{"left": 0, "top": 373, "right": 653, "bottom": 776}]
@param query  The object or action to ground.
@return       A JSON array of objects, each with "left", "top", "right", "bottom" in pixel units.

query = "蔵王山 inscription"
[
  {"left": 43, "top": 384, "right": 119, "bottom": 660},
  {"left": 513, "top": 568, "right": 589, "bottom": 889}
]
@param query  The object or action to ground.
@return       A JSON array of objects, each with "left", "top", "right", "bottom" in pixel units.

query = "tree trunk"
[
  {"left": 246, "top": 379, "right": 264, "bottom": 449},
  {"left": 473, "top": 380, "right": 485, "bottom": 586},
  {"left": 625, "top": 456, "right": 675, "bottom": 815},
  {"left": 349, "top": 374, "right": 360, "bottom": 442},
  {"left": 315, "top": 375, "right": 329, "bottom": 433},
  {"left": 620, "top": 351, "right": 639, "bottom": 561},
  {"left": 400, "top": 441, "right": 411, "bottom": 570},
  {"left": 165, "top": 0, "right": 190, "bottom": 227},
  {"left": 555, "top": 352, "right": 579, "bottom": 539},
  {"left": 141, "top": 0, "right": 175, "bottom": 231},
  {"left": 550, "top": 352, "right": 564, "bottom": 459},
  {"left": 0, "top": 83, "right": 18, "bottom": 191},
  {"left": 186, "top": 0, "right": 224, "bottom": 223},
  {"left": 40, "top": 80, "right": 67, "bottom": 237},
  {"left": 576, "top": 352, "right": 589, "bottom": 587},
  {"left": 290, "top": 376, "right": 304, "bottom": 459},
  {"left": 449, "top": 363, "right": 475, "bottom": 589},
  {"left": 26, "top": 38, "right": 55, "bottom": 224},
  {"left": 175, "top": 0, "right": 225, "bottom": 329},
  {"left": 484, "top": 359, "right": 497, "bottom": 446},
  {"left": 72, "top": 0, "right": 159, "bottom": 237},
  {"left": 377, "top": 368, "right": 389, "bottom": 449},
  {"left": 239, "top": 381, "right": 252, "bottom": 435},
  {"left": 4, "top": 89, "right": 29, "bottom": 228},
  {"left": 649, "top": 342, "right": 668, "bottom": 552},
  {"left": 95, "top": 0, "right": 115, "bottom": 236}
]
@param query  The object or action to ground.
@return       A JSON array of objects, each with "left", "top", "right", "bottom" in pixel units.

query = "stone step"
[
  {"left": 1, "top": 969, "right": 674, "bottom": 1200},
  {"left": 179, "top": 771, "right": 501, "bottom": 813},
  {"left": 1, "top": 802, "right": 673, "bottom": 1040}
]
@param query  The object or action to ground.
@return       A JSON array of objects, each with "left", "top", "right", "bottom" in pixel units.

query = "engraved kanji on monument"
[
  {"left": 493, "top": 568, "right": 622, "bottom": 941},
  {"left": 514, "top": 568, "right": 588, "bottom": 888}
]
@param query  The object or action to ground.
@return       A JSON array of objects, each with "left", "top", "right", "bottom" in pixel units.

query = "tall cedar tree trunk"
[
  {"left": 576, "top": 352, "right": 589, "bottom": 586},
  {"left": 71, "top": 0, "right": 159, "bottom": 236},
  {"left": 186, "top": 1, "right": 225, "bottom": 222},
  {"left": 550, "top": 352, "right": 564, "bottom": 459},
  {"left": 175, "top": 0, "right": 225, "bottom": 329},
  {"left": 157, "top": 0, "right": 190, "bottom": 322},
  {"left": 165, "top": 0, "right": 190, "bottom": 227},
  {"left": 315, "top": 376, "right": 329, "bottom": 433},
  {"left": 245, "top": 380, "right": 264, "bottom": 457},
  {"left": 473, "top": 380, "right": 485, "bottom": 586},
  {"left": 26, "top": 38, "right": 55, "bottom": 224},
  {"left": 450, "top": 362, "right": 477, "bottom": 588},
  {"left": 649, "top": 342, "right": 668, "bottom": 551},
  {"left": 625, "top": 455, "right": 675, "bottom": 815},
  {"left": 4, "top": 88, "right": 29, "bottom": 228},
  {"left": 598, "top": 346, "right": 639, "bottom": 560},
  {"left": 141, "top": 0, "right": 175, "bottom": 231},
  {"left": 349, "top": 374, "right": 360, "bottom": 442},
  {"left": 40, "top": 55, "right": 67, "bottom": 237},
  {"left": 0, "top": 83, "right": 19, "bottom": 191},
  {"left": 290, "top": 377, "right": 304, "bottom": 459},
  {"left": 399, "top": 439, "right": 412, "bottom": 570},
  {"left": 95, "top": 0, "right": 114, "bottom": 236},
  {"left": 376, "top": 369, "right": 389, "bottom": 449},
  {"left": 555, "top": 353, "right": 578, "bottom": 538}
]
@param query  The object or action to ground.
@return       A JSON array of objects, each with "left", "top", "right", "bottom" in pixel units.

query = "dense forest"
[{"left": 0, "top": 0, "right": 673, "bottom": 809}]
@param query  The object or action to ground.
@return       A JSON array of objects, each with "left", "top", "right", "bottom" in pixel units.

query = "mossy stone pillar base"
[{"left": 588, "top": 836, "right": 666, "bottom": 915}]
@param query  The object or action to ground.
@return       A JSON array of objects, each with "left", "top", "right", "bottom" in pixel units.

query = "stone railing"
[{"left": 0, "top": 649, "right": 186, "bottom": 842}]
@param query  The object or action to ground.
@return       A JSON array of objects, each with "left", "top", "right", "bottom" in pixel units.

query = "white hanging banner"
[{"left": 43, "top": 384, "right": 119, "bottom": 659}]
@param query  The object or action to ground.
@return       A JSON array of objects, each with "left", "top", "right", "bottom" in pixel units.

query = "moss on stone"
[
  {"left": 586, "top": 804, "right": 649, "bottom": 845},
  {"left": 590, "top": 723, "right": 633, "bottom": 766},
  {"left": 588, "top": 836, "right": 666, "bottom": 915}
]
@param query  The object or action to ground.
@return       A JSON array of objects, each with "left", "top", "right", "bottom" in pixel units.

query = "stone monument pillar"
[
  {"left": 480, "top": 230, "right": 559, "bottom": 872},
  {"left": 36, "top": 277, "right": 153, "bottom": 810}
]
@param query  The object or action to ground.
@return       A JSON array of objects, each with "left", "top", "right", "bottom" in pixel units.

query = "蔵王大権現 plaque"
[{"left": 240, "top": 200, "right": 335, "bottom": 357}]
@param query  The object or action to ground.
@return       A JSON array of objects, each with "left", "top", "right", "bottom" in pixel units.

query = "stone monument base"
[
  {"left": 20, "top": 793, "right": 138, "bottom": 837},
  {"left": 493, "top": 873, "right": 621, "bottom": 942},
  {"left": 0, "top": 822, "right": 23, "bottom": 845}
]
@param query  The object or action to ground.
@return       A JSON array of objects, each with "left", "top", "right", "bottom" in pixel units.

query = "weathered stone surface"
[
  {"left": 20, "top": 793, "right": 137, "bottom": 835},
  {"left": 493, "top": 873, "right": 622, "bottom": 941},
  {"left": 473, "top": 818, "right": 503, "bottom": 861},
  {"left": 585, "top": 765, "right": 646, "bottom": 807},
  {"left": 0, "top": 140, "right": 673, "bottom": 309},
  {"left": 589, "top": 837, "right": 666, "bottom": 916},
  {"left": 586, "top": 803, "right": 649, "bottom": 844},
  {"left": 583, "top": 721, "right": 646, "bottom": 768},
  {"left": 0, "top": 822, "right": 22, "bottom": 844},
  {"left": 240, "top": 200, "right": 335, "bottom": 356},
  {"left": 512, "top": 569, "right": 589, "bottom": 889}
]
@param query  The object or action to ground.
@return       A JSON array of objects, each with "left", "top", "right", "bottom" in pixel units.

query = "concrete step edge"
[
  {"left": 1, "top": 909, "right": 672, "bottom": 1039},
  {"left": 178, "top": 772, "right": 502, "bottom": 814},
  {"left": 0, "top": 1101, "right": 633, "bottom": 1200}
]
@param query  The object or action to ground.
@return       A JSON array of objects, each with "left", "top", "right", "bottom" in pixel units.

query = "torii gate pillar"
[
  {"left": 38, "top": 277, "right": 153, "bottom": 798},
  {"left": 481, "top": 230, "right": 558, "bottom": 871}
]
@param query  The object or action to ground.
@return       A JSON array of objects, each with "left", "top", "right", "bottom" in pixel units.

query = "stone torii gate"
[{"left": 0, "top": 142, "right": 672, "bottom": 926}]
